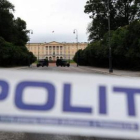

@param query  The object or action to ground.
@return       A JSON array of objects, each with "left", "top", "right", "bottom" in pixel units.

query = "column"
[
  {"left": 44, "top": 46, "right": 45, "bottom": 55},
  {"left": 39, "top": 44, "right": 41, "bottom": 59},
  {"left": 45, "top": 46, "right": 46, "bottom": 55},
  {"left": 68, "top": 45, "right": 70, "bottom": 60},
  {"left": 63, "top": 46, "right": 64, "bottom": 58},
  {"left": 59, "top": 46, "right": 60, "bottom": 56},
  {"left": 55, "top": 46, "right": 57, "bottom": 55},
  {"left": 51, "top": 46, "right": 53, "bottom": 55},
  {"left": 48, "top": 46, "right": 49, "bottom": 55},
  {"left": 64, "top": 46, "right": 65, "bottom": 59},
  {"left": 54, "top": 46, "right": 55, "bottom": 61},
  {"left": 49, "top": 46, "right": 51, "bottom": 58},
  {"left": 67, "top": 46, "right": 68, "bottom": 59},
  {"left": 47, "top": 46, "right": 48, "bottom": 55},
  {"left": 68, "top": 46, "right": 70, "bottom": 60}
]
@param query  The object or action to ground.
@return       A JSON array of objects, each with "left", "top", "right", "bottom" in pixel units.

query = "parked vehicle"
[
  {"left": 37, "top": 59, "right": 49, "bottom": 67},
  {"left": 56, "top": 59, "right": 70, "bottom": 67}
]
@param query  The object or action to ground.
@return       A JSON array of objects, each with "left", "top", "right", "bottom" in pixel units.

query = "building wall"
[{"left": 26, "top": 41, "right": 88, "bottom": 61}]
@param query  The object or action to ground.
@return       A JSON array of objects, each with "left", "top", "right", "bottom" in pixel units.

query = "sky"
[{"left": 9, "top": 0, "right": 91, "bottom": 43}]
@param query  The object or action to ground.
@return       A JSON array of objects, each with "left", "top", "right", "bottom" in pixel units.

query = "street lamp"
[
  {"left": 107, "top": 0, "right": 113, "bottom": 73},
  {"left": 73, "top": 29, "right": 79, "bottom": 67},
  {"left": 28, "top": 29, "right": 33, "bottom": 67},
  {"left": 92, "top": 1, "right": 113, "bottom": 73}
]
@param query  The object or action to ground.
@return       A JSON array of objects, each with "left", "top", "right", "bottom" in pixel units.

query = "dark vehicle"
[
  {"left": 37, "top": 59, "right": 49, "bottom": 67},
  {"left": 56, "top": 59, "right": 70, "bottom": 67}
]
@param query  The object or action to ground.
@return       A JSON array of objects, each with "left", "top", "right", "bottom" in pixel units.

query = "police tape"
[{"left": 0, "top": 69, "right": 140, "bottom": 139}]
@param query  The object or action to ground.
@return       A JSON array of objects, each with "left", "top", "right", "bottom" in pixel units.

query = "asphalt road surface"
[
  {"left": 0, "top": 63, "right": 137, "bottom": 140},
  {"left": 17, "top": 63, "right": 113, "bottom": 76}
]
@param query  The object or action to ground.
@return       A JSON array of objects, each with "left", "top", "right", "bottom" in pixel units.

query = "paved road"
[
  {"left": 0, "top": 132, "right": 129, "bottom": 140},
  {"left": 0, "top": 63, "right": 139, "bottom": 140},
  {"left": 12, "top": 63, "right": 140, "bottom": 77},
  {"left": 14, "top": 63, "right": 115, "bottom": 76},
  {"left": 20, "top": 63, "right": 105, "bottom": 74}
]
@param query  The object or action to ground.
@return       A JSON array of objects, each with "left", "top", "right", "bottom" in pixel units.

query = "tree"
[
  {"left": 0, "top": 0, "right": 36, "bottom": 66},
  {"left": 0, "top": 0, "right": 15, "bottom": 42},
  {"left": 0, "top": 37, "right": 36, "bottom": 66},
  {"left": 12, "top": 17, "right": 29, "bottom": 46},
  {"left": 73, "top": 20, "right": 140, "bottom": 70},
  {"left": 0, "top": 0, "right": 14, "bottom": 10},
  {"left": 84, "top": 0, "right": 140, "bottom": 41},
  {"left": 84, "top": 0, "right": 117, "bottom": 41},
  {"left": 115, "top": 0, "right": 140, "bottom": 27},
  {"left": 0, "top": 0, "right": 29, "bottom": 46}
]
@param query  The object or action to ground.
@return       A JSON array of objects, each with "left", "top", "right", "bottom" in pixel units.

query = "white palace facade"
[{"left": 26, "top": 41, "right": 88, "bottom": 61}]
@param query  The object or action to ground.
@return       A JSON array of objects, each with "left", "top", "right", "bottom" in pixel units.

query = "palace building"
[{"left": 26, "top": 41, "right": 88, "bottom": 61}]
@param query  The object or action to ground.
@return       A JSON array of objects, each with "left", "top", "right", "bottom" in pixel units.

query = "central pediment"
[{"left": 45, "top": 41, "right": 64, "bottom": 45}]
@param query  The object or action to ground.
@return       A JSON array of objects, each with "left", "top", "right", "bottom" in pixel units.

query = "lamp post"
[
  {"left": 73, "top": 29, "right": 79, "bottom": 67},
  {"left": 92, "top": 1, "right": 113, "bottom": 72},
  {"left": 107, "top": 0, "right": 113, "bottom": 73},
  {"left": 28, "top": 29, "right": 33, "bottom": 67}
]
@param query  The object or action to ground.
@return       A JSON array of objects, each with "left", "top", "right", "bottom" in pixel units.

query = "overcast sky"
[{"left": 9, "top": 0, "right": 91, "bottom": 43}]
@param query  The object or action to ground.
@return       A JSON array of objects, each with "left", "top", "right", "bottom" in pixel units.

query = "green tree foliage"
[
  {"left": 0, "top": 0, "right": 15, "bottom": 42},
  {"left": 0, "top": 0, "right": 36, "bottom": 66},
  {"left": 84, "top": 0, "right": 140, "bottom": 41},
  {"left": 115, "top": 0, "right": 140, "bottom": 26},
  {"left": 0, "top": 37, "right": 36, "bottom": 66},
  {"left": 74, "top": 20, "right": 140, "bottom": 70},
  {"left": 12, "top": 17, "right": 29, "bottom": 46}
]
